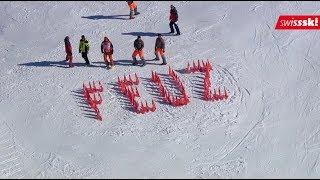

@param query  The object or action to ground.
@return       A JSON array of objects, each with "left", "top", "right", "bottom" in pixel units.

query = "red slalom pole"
[
  {"left": 145, "top": 101, "right": 149, "bottom": 113},
  {"left": 135, "top": 87, "right": 140, "bottom": 97},
  {"left": 224, "top": 87, "right": 229, "bottom": 100},
  {"left": 99, "top": 81, "right": 103, "bottom": 92},
  {"left": 150, "top": 99, "right": 156, "bottom": 112},
  {"left": 140, "top": 100, "right": 146, "bottom": 114},
  {"left": 89, "top": 82, "right": 93, "bottom": 93},
  {"left": 218, "top": 87, "right": 224, "bottom": 100},
  {"left": 135, "top": 73, "right": 139, "bottom": 85},
  {"left": 123, "top": 75, "right": 127, "bottom": 84},
  {"left": 151, "top": 71, "right": 155, "bottom": 82},
  {"left": 208, "top": 59, "right": 213, "bottom": 71},
  {"left": 193, "top": 60, "right": 197, "bottom": 72},
  {"left": 213, "top": 89, "right": 218, "bottom": 101},
  {"left": 186, "top": 62, "right": 190, "bottom": 73}
]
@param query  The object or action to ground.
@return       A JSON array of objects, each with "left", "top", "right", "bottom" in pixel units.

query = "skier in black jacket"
[{"left": 132, "top": 36, "right": 145, "bottom": 66}]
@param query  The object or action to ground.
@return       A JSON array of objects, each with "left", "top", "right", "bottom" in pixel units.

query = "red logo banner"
[{"left": 275, "top": 15, "right": 320, "bottom": 30}]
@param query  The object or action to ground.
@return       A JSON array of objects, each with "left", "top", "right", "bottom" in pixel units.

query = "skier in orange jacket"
[{"left": 126, "top": 1, "right": 140, "bottom": 19}]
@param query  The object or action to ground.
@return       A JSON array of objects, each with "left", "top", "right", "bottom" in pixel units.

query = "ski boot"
[
  {"left": 161, "top": 55, "right": 167, "bottom": 65},
  {"left": 132, "top": 57, "right": 138, "bottom": 65},
  {"left": 141, "top": 59, "right": 146, "bottom": 67}
]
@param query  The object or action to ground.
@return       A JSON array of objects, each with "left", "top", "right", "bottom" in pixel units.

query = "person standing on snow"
[
  {"left": 154, "top": 34, "right": 167, "bottom": 65},
  {"left": 64, "top": 36, "right": 74, "bottom": 68},
  {"left": 126, "top": 1, "right": 140, "bottom": 19},
  {"left": 79, "top": 35, "right": 90, "bottom": 66},
  {"left": 169, "top": 5, "right": 181, "bottom": 35},
  {"left": 101, "top": 36, "right": 114, "bottom": 69},
  {"left": 132, "top": 36, "right": 145, "bottom": 66}
]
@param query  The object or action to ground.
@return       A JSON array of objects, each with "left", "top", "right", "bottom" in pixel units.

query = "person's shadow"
[
  {"left": 122, "top": 32, "right": 173, "bottom": 37},
  {"left": 18, "top": 60, "right": 101, "bottom": 68},
  {"left": 92, "top": 60, "right": 133, "bottom": 67},
  {"left": 81, "top": 15, "right": 128, "bottom": 20}
]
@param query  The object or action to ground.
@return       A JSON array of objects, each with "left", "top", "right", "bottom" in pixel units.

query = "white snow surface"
[{"left": 1, "top": 1, "right": 320, "bottom": 178}]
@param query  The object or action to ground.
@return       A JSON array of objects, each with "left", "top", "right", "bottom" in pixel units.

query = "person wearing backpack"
[
  {"left": 132, "top": 36, "right": 145, "bottom": 66},
  {"left": 154, "top": 34, "right": 167, "bottom": 65},
  {"left": 169, "top": 5, "right": 181, "bottom": 35}
]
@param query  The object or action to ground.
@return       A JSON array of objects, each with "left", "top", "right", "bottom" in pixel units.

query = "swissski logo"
[{"left": 275, "top": 15, "right": 320, "bottom": 30}]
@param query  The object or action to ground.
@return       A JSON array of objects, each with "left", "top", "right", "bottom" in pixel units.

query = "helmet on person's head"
[
  {"left": 104, "top": 36, "right": 109, "bottom": 41},
  {"left": 81, "top": 35, "right": 85, "bottom": 39},
  {"left": 157, "top": 33, "right": 162, "bottom": 37},
  {"left": 137, "top": 35, "right": 141, "bottom": 39},
  {"left": 64, "top": 36, "right": 69, "bottom": 43},
  {"left": 170, "top": 5, "right": 174, "bottom": 9}
]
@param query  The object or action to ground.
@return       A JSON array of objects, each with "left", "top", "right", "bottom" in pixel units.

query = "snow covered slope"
[{"left": 1, "top": 1, "right": 320, "bottom": 178}]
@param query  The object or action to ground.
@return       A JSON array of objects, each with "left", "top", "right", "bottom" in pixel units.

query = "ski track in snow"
[{"left": 0, "top": 119, "right": 26, "bottom": 179}]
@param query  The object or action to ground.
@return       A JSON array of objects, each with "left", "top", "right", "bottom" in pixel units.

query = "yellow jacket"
[{"left": 79, "top": 39, "right": 89, "bottom": 53}]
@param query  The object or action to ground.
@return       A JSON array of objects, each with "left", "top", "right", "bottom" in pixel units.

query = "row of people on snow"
[
  {"left": 64, "top": 34, "right": 166, "bottom": 69},
  {"left": 64, "top": 3, "right": 180, "bottom": 69}
]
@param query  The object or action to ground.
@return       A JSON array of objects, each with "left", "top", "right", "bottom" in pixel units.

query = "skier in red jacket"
[
  {"left": 169, "top": 5, "right": 180, "bottom": 35},
  {"left": 64, "top": 36, "right": 74, "bottom": 67}
]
